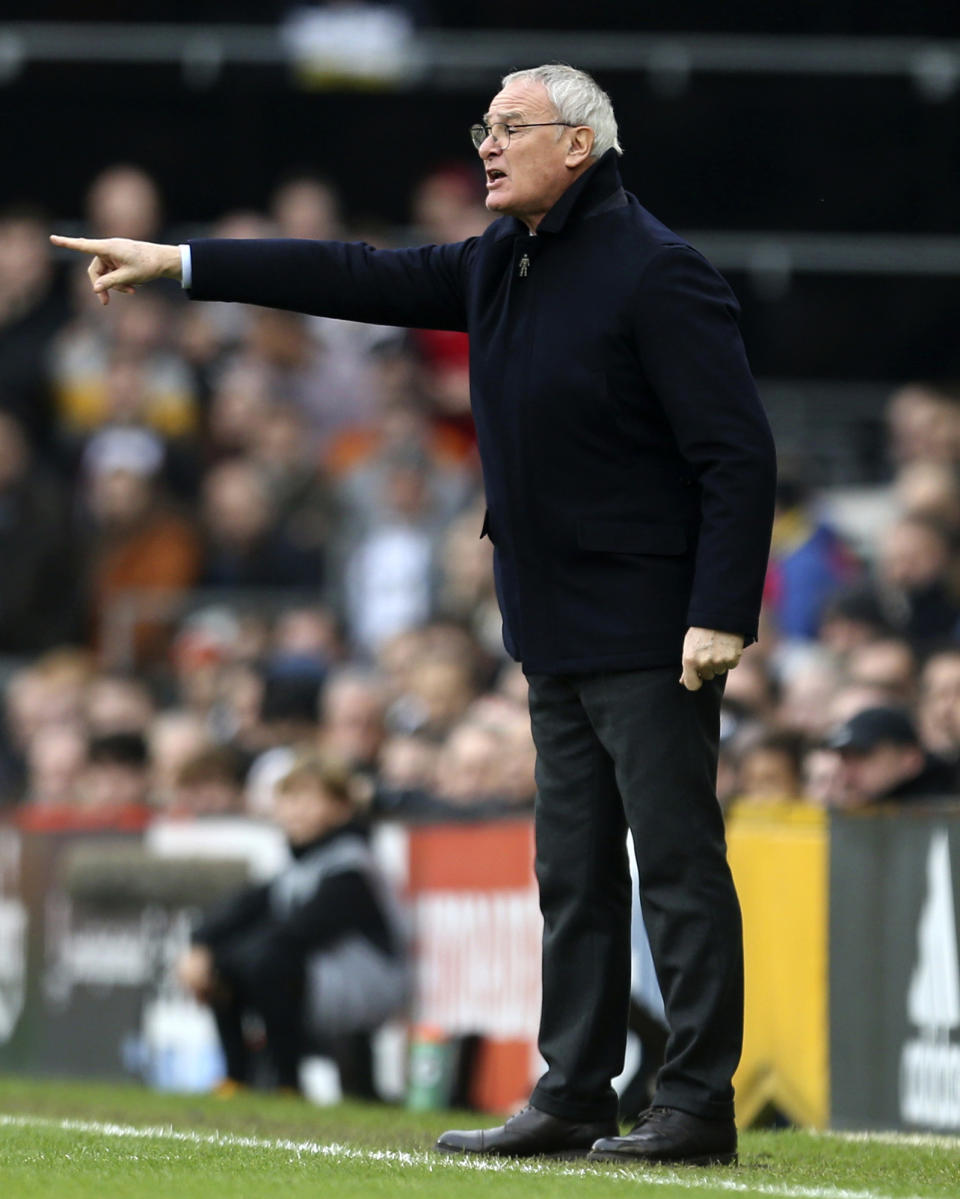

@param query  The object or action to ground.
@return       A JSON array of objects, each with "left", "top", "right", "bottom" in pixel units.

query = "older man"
[{"left": 53, "top": 63, "right": 776, "bottom": 1165}]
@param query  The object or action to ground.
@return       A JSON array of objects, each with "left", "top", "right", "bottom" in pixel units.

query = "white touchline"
[
  {"left": 0, "top": 1113, "right": 938, "bottom": 1199},
  {"left": 816, "top": 1129, "right": 960, "bottom": 1152}
]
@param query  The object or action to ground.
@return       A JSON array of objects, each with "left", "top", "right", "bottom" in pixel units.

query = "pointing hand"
[{"left": 49, "top": 235, "right": 182, "bottom": 305}]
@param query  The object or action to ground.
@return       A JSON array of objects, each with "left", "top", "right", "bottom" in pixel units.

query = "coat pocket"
[{"left": 576, "top": 519, "right": 688, "bottom": 556}]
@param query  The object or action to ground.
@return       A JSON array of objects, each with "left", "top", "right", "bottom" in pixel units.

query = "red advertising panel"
[{"left": 405, "top": 821, "right": 541, "bottom": 1112}]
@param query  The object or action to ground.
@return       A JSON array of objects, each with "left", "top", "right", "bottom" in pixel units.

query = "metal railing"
[{"left": 0, "top": 23, "right": 958, "bottom": 95}]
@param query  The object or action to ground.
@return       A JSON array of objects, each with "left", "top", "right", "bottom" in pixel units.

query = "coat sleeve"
[
  {"left": 187, "top": 237, "right": 474, "bottom": 331},
  {"left": 631, "top": 245, "right": 777, "bottom": 643}
]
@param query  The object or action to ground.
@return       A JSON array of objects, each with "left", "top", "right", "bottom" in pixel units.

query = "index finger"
[{"left": 49, "top": 234, "right": 111, "bottom": 255}]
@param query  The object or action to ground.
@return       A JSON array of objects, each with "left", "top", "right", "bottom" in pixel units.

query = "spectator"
[
  {"left": 200, "top": 459, "right": 322, "bottom": 589},
  {"left": 149, "top": 709, "right": 214, "bottom": 809},
  {"left": 231, "top": 306, "right": 382, "bottom": 448},
  {"left": 719, "top": 653, "right": 776, "bottom": 723},
  {"left": 376, "top": 732, "right": 439, "bottom": 794},
  {"left": 85, "top": 165, "right": 164, "bottom": 244},
  {"left": 51, "top": 291, "right": 197, "bottom": 443},
  {"left": 376, "top": 627, "right": 425, "bottom": 704},
  {"left": 823, "top": 706, "right": 956, "bottom": 807},
  {"left": 22, "top": 724, "right": 87, "bottom": 807},
  {"left": 436, "top": 507, "right": 501, "bottom": 654},
  {"left": 433, "top": 721, "right": 505, "bottom": 805},
  {"left": 0, "top": 205, "right": 69, "bottom": 445},
  {"left": 776, "top": 649, "right": 843, "bottom": 739},
  {"left": 886, "top": 383, "right": 960, "bottom": 469},
  {"left": 409, "top": 163, "right": 488, "bottom": 246},
  {"left": 177, "top": 752, "right": 408, "bottom": 1095},
  {"left": 79, "top": 731, "right": 151, "bottom": 811},
  {"left": 733, "top": 730, "right": 806, "bottom": 804},
  {"left": 876, "top": 515, "right": 960, "bottom": 650},
  {"left": 406, "top": 163, "right": 488, "bottom": 432},
  {"left": 331, "top": 368, "right": 474, "bottom": 506},
  {"left": 818, "top": 585, "right": 894, "bottom": 656},
  {"left": 483, "top": 704, "right": 537, "bottom": 808},
  {"left": 214, "top": 662, "right": 268, "bottom": 757},
  {"left": 248, "top": 401, "right": 335, "bottom": 564},
  {"left": 273, "top": 605, "right": 341, "bottom": 664},
  {"left": 84, "top": 672, "right": 156, "bottom": 736},
  {"left": 319, "top": 668, "right": 387, "bottom": 773},
  {"left": 802, "top": 746, "right": 846, "bottom": 807},
  {"left": 174, "top": 208, "right": 277, "bottom": 377},
  {"left": 256, "top": 664, "right": 324, "bottom": 753},
  {"left": 270, "top": 173, "right": 342, "bottom": 241},
  {"left": 826, "top": 683, "right": 899, "bottom": 729},
  {"left": 2, "top": 649, "right": 95, "bottom": 794},
  {"left": 171, "top": 606, "right": 244, "bottom": 718},
  {"left": 918, "top": 646, "right": 960, "bottom": 761},
  {"left": 171, "top": 746, "right": 246, "bottom": 816},
  {"left": 764, "top": 478, "right": 858, "bottom": 642},
  {"left": 895, "top": 461, "right": 960, "bottom": 534},
  {"left": 341, "top": 452, "right": 448, "bottom": 652},
  {"left": 80, "top": 428, "right": 201, "bottom": 662},
  {"left": 205, "top": 360, "right": 272, "bottom": 460},
  {"left": 845, "top": 638, "right": 917, "bottom": 706},
  {"left": 496, "top": 660, "right": 530, "bottom": 708},
  {"left": 392, "top": 652, "right": 478, "bottom": 740},
  {"left": 0, "top": 411, "right": 78, "bottom": 655}
]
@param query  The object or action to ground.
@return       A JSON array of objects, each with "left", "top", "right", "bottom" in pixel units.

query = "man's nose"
[{"left": 479, "top": 137, "right": 502, "bottom": 160}]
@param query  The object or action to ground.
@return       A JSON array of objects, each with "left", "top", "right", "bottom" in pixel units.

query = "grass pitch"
[{"left": 0, "top": 1076, "right": 958, "bottom": 1199}]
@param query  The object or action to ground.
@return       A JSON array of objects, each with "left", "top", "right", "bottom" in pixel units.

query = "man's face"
[
  {"left": 838, "top": 742, "right": 924, "bottom": 806},
  {"left": 274, "top": 781, "right": 343, "bottom": 846},
  {"left": 920, "top": 654, "right": 960, "bottom": 750},
  {"left": 477, "top": 79, "right": 590, "bottom": 229}
]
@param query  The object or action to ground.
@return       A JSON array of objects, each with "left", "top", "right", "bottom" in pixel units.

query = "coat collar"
[{"left": 534, "top": 148, "right": 624, "bottom": 236}]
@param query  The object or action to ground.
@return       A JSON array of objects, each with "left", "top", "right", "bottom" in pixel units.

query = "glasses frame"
[{"left": 469, "top": 121, "right": 578, "bottom": 150}]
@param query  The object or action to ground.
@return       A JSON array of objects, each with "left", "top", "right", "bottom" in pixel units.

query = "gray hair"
[{"left": 500, "top": 63, "right": 622, "bottom": 159}]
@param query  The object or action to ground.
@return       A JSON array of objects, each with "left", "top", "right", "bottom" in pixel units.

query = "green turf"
[{"left": 0, "top": 1075, "right": 958, "bottom": 1198}]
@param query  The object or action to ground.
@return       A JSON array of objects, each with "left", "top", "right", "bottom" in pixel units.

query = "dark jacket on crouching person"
[{"left": 192, "top": 819, "right": 408, "bottom": 1090}]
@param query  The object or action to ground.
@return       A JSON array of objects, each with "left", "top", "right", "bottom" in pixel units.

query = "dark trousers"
[
  {"left": 526, "top": 667, "right": 743, "bottom": 1123},
  {"left": 212, "top": 941, "right": 305, "bottom": 1089},
  {"left": 211, "top": 942, "right": 377, "bottom": 1098}
]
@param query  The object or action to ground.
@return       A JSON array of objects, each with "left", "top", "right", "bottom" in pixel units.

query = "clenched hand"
[
  {"left": 49, "top": 235, "right": 182, "bottom": 305},
  {"left": 175, "top": 945, "right": 216, "bottom": 1001},
  {"left": 680, "top": 626, "right": 744, "bottom": 692}
]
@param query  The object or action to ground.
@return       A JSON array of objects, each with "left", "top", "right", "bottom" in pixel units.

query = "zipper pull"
[{"left": 518, "top": 253, "right": 530, "bottom": 278}]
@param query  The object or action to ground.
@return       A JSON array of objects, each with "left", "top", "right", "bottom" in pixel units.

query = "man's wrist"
[{"left": 152, "top": 243, "right": 185, "bottom": 282}]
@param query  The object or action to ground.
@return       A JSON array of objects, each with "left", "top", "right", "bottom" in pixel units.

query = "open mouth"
[{"left": 486, "top": 169, "right": 507, "bottom": 186}]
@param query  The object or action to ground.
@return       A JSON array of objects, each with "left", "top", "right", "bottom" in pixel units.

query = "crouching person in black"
[{"left": 176, "top": 753, "right": 408, "bottom": 1095}]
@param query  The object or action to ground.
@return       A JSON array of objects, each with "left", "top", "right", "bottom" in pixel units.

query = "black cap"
[{"left": 825, "top": 707, "right": 919, "bottom": 754}]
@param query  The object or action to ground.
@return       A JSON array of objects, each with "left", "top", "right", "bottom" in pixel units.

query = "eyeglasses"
[{"left": 469, "top": 121, "right": 577, "bottom": 150}]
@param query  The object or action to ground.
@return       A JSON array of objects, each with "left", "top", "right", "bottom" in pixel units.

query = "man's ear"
[{"left": 565, "top": 126, "right": 595, "bottom": 167}]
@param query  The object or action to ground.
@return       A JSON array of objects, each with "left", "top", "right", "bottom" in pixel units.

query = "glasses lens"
[{"left": 470, "top": 122, "right": 510, "bottom": 149}]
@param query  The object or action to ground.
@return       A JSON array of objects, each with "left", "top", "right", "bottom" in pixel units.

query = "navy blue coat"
[{"left": 188, "top": 150, "right": 776, "bottom": 673}]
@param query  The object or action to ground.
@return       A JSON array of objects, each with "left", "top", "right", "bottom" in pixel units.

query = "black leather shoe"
[
  {"left": 435, "top": 1105, "right": 619, "bottom": 1159},
  {"left": 588, "top": 1106, "right": 737, "bottom": 1166}
]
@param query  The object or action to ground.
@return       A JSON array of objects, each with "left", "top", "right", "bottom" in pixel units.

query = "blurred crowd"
[{"left": 2, "top": 164, "right": 960, "bottom": 829}]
